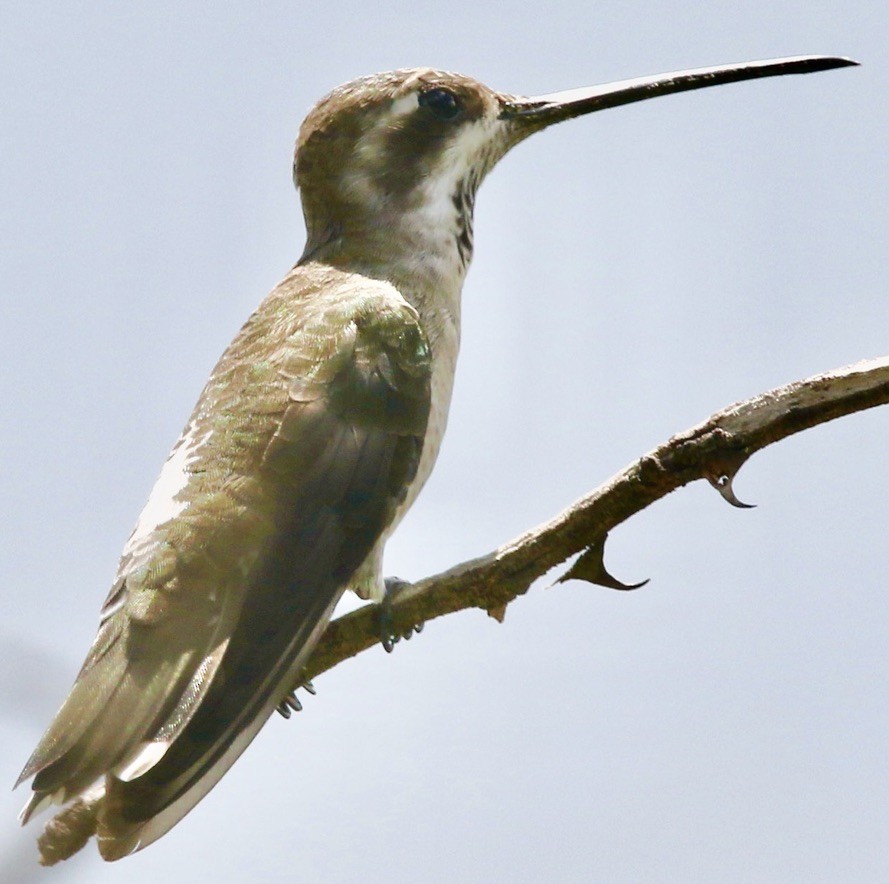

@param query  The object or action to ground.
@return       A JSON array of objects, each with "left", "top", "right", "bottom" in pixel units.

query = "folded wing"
[{"left": 17, "top": 267, "right": 432, "bottom": 860}]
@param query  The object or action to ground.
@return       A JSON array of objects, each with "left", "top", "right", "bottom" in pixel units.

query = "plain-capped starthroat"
[{"left": 16, "top": 54, "right": 856, "bottom": 863}]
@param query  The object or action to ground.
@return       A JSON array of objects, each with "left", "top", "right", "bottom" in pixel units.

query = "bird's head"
[
  {"left": 294, "top": 57, "right": 856, "bottom": 266},
  {"left": 294, "top": 68, "right": 510, "bottom": 265}
]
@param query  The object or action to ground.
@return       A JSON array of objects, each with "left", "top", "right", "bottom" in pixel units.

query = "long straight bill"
[{"left": 501, "top": 55, "right": 858, "bottom": 125}]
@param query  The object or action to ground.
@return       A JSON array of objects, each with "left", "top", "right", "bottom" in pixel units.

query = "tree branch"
[
  {"left": 34, "top": 355, "right": 889, "bottom": 865},
  {"left": 299, "top": 355, "right": 889, "bottom": 682}
]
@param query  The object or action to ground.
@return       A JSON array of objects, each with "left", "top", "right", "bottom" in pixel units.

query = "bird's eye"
[{"left": 418, "top": 88, "right": 461, "bottom": 120}]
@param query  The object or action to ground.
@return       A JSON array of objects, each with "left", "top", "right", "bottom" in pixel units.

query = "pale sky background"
[{"left": 2, "top": 3, "right": 887, "bottom": 882}]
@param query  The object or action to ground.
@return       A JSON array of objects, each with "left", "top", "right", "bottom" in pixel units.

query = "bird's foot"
[
  {"left": 379, "top": 577, "right": 424, "bottom": 653},
  {"left": 276, "top": 679, "right": 317, "bottom": 719}
]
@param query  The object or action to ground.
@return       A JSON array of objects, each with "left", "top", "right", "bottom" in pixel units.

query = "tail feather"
[
  {"left": 18, "top": 619, "right": 203, "bottom": 820},
  {"left": 16, "top": 618, "right": 124, "bottom": 790},
  {"left": 96, "top": 578, "right": 346, "bottom": 858}
]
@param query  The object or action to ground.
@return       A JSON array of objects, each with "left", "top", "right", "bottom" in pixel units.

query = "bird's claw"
[
  {"left": 276, "top": 680, "right": 317, "bottom": 719},
  {"left": 379, "top": 577, "right": 425, "bottom": 653}
]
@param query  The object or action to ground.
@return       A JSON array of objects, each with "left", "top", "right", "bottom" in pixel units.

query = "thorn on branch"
[
  {"left": 708, "top": 471, "right": 755, "bottom": 508},
  {"left": 555, "top": 535, "right": 649, "bottom": 591},
  {"left": 698, "top": 441, "right": 755, "bottom": 508},
  {"left": 704, "top": 464, "right": 755, "bottom": 510}
]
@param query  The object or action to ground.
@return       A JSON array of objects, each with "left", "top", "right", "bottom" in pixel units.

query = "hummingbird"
[{"left": 17, "top": 54, "right": 855, "bottom": 862}]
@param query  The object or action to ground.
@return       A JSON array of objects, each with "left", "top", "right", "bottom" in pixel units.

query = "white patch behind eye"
[
  {"left": 347, "top": 93, "right": 423, "bottom": 207},
  {"left": 387, "top": 92, "right": 421, "bottom": 119}
]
